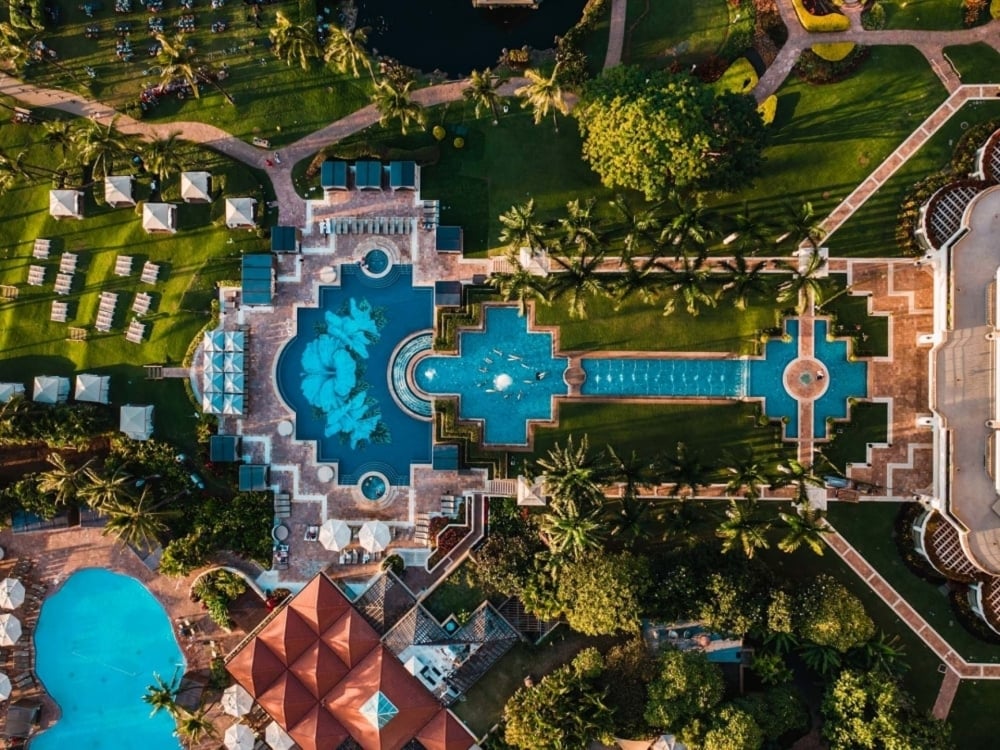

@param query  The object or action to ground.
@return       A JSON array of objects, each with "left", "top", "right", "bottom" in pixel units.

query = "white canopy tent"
[
  {"left": 225, "top": 198, "right": 256, "bottom": 229},
  {"left": 142, "top": 202, "right": 177, "bottom": 234},
  {"left": 0, "top": 383, "right": 25, "bottom": 403},
  {"left": 33, "top": 375, "right": 69, "bottom": 404},
  {"left": 264, "top": 721, "right": 295, "bottom": 750},
  {"left": 120, "top": 404, "right": 154, "bottom": 440},
  {"left": 49, "top": 189, "right": 83, "bottom": 219},
  {"left": 104, "top": 175, "right": 135, "bottom": 207},
  {"left": 75, "top": 373, "right": 110, "bottom": 404},
  {"left": 0, "top": 672, "right": 10, "bottom": 702},
  {"left": 180, "top": 171, "right": 211, "bottom": 203}
]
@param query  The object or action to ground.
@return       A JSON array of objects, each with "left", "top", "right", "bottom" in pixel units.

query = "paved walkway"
[{"left": 602, "top": 0, "right": 627, "bottom": 69}]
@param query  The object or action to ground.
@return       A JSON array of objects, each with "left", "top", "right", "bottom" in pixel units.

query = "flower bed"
[{"left": 791, "top": 0, "right": 850, "bottom": 32}]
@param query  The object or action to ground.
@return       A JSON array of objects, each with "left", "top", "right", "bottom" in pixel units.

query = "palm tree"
[
  {"left": 610, "top": 193, "right": 662, "bottom": 264},
  {"left": 464, "top": 67, "right": 503, "bottom": 123},
  {"left": 719, "top": 252, "right": 768, "bottom": 311},
  {"left": 663, "top": 251, "right": 718, "bottom": 317},
  {"left": 371, "top": 79, "right": 426, "bottom": 135},
  {"left": 657, "top": 500, "right": 705, "bottom": 548},
  {"left": 722, "top": 447, "right": 771, "bottom": 500},
  {"left": 773, "top": 458, "right": 825, "bottom": 504},
  {"left": 662, "top": 192, "right": 718, "bottom": 256},
  {"left": 606, "top": 447, "right": 651, "bottom": 542},
  {"left": 605, "top": 446, "right": 648, "bottom": 504},
  {"left": 142, "top": 132, "right": 188, "bottom": 182},
  {"left": 175, "top": 706, "right": 217, "bottom": 748},
  {"left": 777, "top": 502, "right": 831, "bottom": 556},
  {"left": 487, "top": 260, "right": 547, "bottom": 317},
  {"left": 540, "top": 498, "right": 606, "bottom": 559},
  {"left": 716, "top": 498, "right": 771, "bottom": 559},
  {"left": 545, "top": 239, "right": 607, "bottom": 320},
  {"left": 143, "top": 670, "right": 181, "bottom": 718},
  {"left": 535, "top": 435, "right": 606, "bottom": 510},
  {"left": 42, "top": 120, "right": 75, "bottom": 164},
  {"left": 72, "top": 116, "right": 138, "bottom": 182},
  {"left": 726, "top": 201, "right": 773, "bottom": 256},
  {"left": 269, "top": 11, "right": 321, "bottom": 70},
  {"left": 498, "top": 199, "right": 546, "bottom": 258},
  {"left": 610, "top": 259, "right": 667, "bottom": 309},
  {"left": 37, "top": 453, "right": 90, "bottom": 507},
  {"left": 654, "top": 442, "right": 712, "bottom": 498},
  {"left": 515, "top": 64, "right": 570, "bottom": 132},
  {"left": 798, "top": 641, "right": 841, "bottom": 677},
  {"left": 0, "top": 22, "right": 83, "bottom": 84},
  {"left": 101, "top": 486, "right": 178, "bottom": 549},
  {"left": 79, "top": 465, "right": 133, "bottom": 512},
  {"left": 558, "top": 197, "right": 602, "bottom": 254},
  {"left": 777, "top": 200, "right": 825, "bottom": 251},
  {"left": 155, "top": 34, "right": 235, "bottom": 106},
  {"left": 323, "top": 23, "right": 373, "bottom": 80},
  {"left": 776, "top": 249, "right": 828, "bottom": 312},
  {"left": 847, "top": 632, "right": 909, "bottom": 677}
]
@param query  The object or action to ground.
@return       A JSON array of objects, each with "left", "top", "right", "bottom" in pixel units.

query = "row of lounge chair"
[
  {"left": 115, "top": 255, "right": 161, "bottom": 285},
  {"left": 318, "top": 216, "right": 415, "bottom": 235},
  {"left": 95, "top": 292, "right": 118, "bottom": 332}
]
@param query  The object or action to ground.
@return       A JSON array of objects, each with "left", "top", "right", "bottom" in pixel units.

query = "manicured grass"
[
  {"left": 820, "top": 401, "right": 889, "bottom": 473},
  {"left": 820, "top": 276, "right": 889, "bottom": 357},
  {"left": 623, "top": 0, "right": 730, "bottom": 67},
  {"left": 11, "top": 1, "right": 371, "bottom": 146},
  {"left": 712, "top": 47, "right": 946, "bottom": 230},
  {"left": 535, "top": 290, "right": 784, "bottom": 354},
  {"left": 826, "top": 502, "right": 1000, "bottom": 663},
  {"left": 422, "top": 562, "right": 498, "bottom": 622},
  {"left": 0, "top": 115, "right": 268, "bottom": 450},
  {"left": 826, "top": 100, "right": 1000, "bottom": 257},
  {"left": 881, "top": 0, "right": 970, "bottom": 30},
  {"left": 948, "top": 680, "right": 1000, "bottom": 747},
  {"left": 530, "top": 401, "right": 793, "bottom": 475},
  {"left": 943, "top": 43, "right": 1000, "bottom": 84}
]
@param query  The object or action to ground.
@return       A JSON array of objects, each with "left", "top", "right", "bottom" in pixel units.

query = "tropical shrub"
[
  {"left": 862, "top": 1, "right": 887, "bottom": 29},
  {"left": 9, "top": 0, "right": 45, "bottom": 30},
  {"left": 811, "top": 42, "right": 856, "bottom": 62},
  {"left": 791, "top": 0, "right": 850, "bottom": 31},
  {"left": 192, "top": 570, "right": 247, "bottom": 630},
  {"left": 713, "top": 57, "right": 758, "bottom": 95},
  {"left": 993, "top": 0, "right": 1000, "bottom": 19},
  {"left": 794, "top": 46, "right": 871, "bottom": 84},
  {"left": 757, "top": 95, "right": 778, "bottom": 125}
]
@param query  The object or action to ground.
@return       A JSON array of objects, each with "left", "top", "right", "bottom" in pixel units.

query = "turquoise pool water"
[{"left": 33, "top": 569, "right": 184, "bottom": 750}]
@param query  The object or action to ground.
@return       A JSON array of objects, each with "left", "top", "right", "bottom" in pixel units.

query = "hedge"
[
  {"left": 757, "top": 95, "right": 778, "bottom": 126},
  {"left": 811, "top": 42, "right": 856, "bottom": 62},
  {"left": 713, "top": 57, "right": 758, "bottom": 95},
  {"left": 791, "top": 0, "right": 850, "bottom": 31},
  {"left": 10, "top": 0, "right": 46, "bottom": 31}
]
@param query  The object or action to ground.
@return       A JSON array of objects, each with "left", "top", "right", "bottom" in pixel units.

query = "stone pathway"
[{"left": 602, "top": 0, "right": 627, "bottom": 70}]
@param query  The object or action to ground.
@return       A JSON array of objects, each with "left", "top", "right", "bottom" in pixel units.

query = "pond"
[{"left": 356, "top": 0, "right": 590, "bottom": 76}]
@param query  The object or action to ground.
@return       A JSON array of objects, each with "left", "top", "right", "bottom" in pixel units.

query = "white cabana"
[
  {"left": 33, "top": 375, "right": 70, "bottom": 404},
  {"left": 49, "top": 189, "right": 83, "bottom": 220},
  {"left": 264, "top": 721, "right": 295, "bottom": 750},
  {"left": 104, "top": 175, "right": 135, "bottom": 207},
  {"left": 0, "top": 579, "right": 24, "bottom": 610},
  {"left": 0, "top": 614, "right": 21, "bottom": 646},
  {"left": 120, "top": 404, "right": 154, "bottom": 440},
  {"left": 75, "top": 373, "right": 110, "bottom": 404},
  {"left": 142, "top": 202, "right": 177, "bottom": 234},
  {"left": 221, "top": 684, "right": 254, "bottom": 717},
  {"left": 0, "top": 383, "right": 25, "bottom": 403},
  {"left": 517, "top": 475, "right": 548, "bottom": 506},
  {"left": 0, "top": 672, "right": 10, "bottom": 702},
  {"left": 223, "top": 722, "right": 255, "bottom": 750},
  {"left": 318, "top": 519, "right": 351, "bottom": 551},
  {"left": 225, "top": 198, "right": 256, "bottom": 229},
  {"left": 180, "top": 171, "right": 212, "bottom": 203},
  {"left": 358, "top": 521, "right": 391, "bottom": 553}
]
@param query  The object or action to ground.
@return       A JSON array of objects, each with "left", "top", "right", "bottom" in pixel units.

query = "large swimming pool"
[{"left": 32, "top": 569, "right": 184, "bottom": 750}]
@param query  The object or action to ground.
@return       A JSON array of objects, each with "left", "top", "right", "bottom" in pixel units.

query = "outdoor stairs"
[
  {"left": 487, "top": 478, "right": 517, "bottom": 496},
  {"left": 422, "top": 200, "right": 440, "bottom": 229},
  {"left": 414, "top": 513, "right": 430, "bottom": 545},
  {"left": 144, "top": 365, "right": 163, "bottom": 380},
  {"left": 440, "top": 495, "right": 459, "bottom": 517}
]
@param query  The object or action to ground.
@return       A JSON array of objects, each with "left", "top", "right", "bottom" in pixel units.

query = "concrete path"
[{"left": 602, "top": 0, "right": 627, "bottom": 70}]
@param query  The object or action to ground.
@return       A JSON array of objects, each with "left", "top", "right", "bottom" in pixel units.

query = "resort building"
[
  {"left": 180, "top": 170, "right": 212, "bottom": 203},
  {"left": 142, "top": 202, "right": 178, "bottom": 234}
]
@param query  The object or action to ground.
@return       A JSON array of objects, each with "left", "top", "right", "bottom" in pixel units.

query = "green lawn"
[
  {"left": 943, "top": 43, "right": 1000, "bottom": 84},
  {"left": 820, "top": 276, "right": 889, "bottom": 358},
  {"left": 9, "top": 0, "right": 371, "bottom": 147},
  {"left": 0, "top": 114, "right": 268, "bottom": 449},
  {"left": 422, "top": 561, "right": 499, "bottom": 622},
  {"left": 826, "top": 502, "right": 1000, "bottom": 663},
  {"left": 819, "top": 401, "right": 889, "bottom": 473},
  {"left": 881, "top": 0, "right": 973, "bottom": 30},
  {"left": 711, "top": 47, "right": 946, "bottom": 229},
  {"left": 826, "top": 100, "right": 1000, "bottom": 257},
  {"left": 529, "top": 401, "right": 793, "bottom": 475},
  {"left": 948, "top": 680, "right": 1000, "bottom": 747},
  {"left": 623, "top": 0, "right": 731, "bottom": 68},
  {"left": 535, "top": 290, "right": 784, "bottom": 354}
]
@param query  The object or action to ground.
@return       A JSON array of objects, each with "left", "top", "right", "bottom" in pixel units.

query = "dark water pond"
[{"left": 357, "top": 0, "right": 589, "bottom": 76}]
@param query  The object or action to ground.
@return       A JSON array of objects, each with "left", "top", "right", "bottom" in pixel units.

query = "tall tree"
[
  {"left": 498, "top": 198, "right": 546, "bottom": 258},
  {"left": 72, "top": 116, "right": 138, "bottom": 182},
  {"left": 371, "top": 78, "right": 425, "bottom": 135},
  {"left": 487, "top": 259, "right": 548, "bottom": 317},
  {"left": 535, "top": 435, "right": 606, "bottom": 510},
  {"left": 323, "top": 23, "right": 373, "bottom": 79},
  {"left": 777, "top": 200, "right": 825, "bottom": 251},
  {"left": 545, "top": 238, "right": 607, "bottom": 320},
  {"left": 663, "top": 251, "right": 718, "bottom": 317},
  {"left": 174, "top": 706, "right": 218, "bottom": 748},
  {"left": 726, "top": 201, "right": 773, "bottom": 256},
  {"left": 42, "top": 120, "right": 75, "bottom": 163},
  {"left": 463, "top": 67, "right": 503, "bottom": 123},
  {"left": 540, "top": 497, "right": 606, "bottom": 560},
  {"left": 716, "top": 498, "right": 771, "bottom": 559},
  {"left": 777, "top": 249, "right": 828, "bottom": 312},
  {"left": 515, "top": 64, "right": 571, "bottom": 132},
  {"left": 610, "top": 259, "right": 667, "bottom": 309},
  {"left": 142, "top": 670, "right": 181, "bottom": 718},
  {"left": 577, "top": 66, "right": 767, "bottom": 200},
  {"left": 155, "top": 34, "right": 236, "bottom": 106},
  {"left": 778, "top": 503, "right": 831, "bottom": 556},
  {"left": 0, "top": 22, "right": 83, "bottom": 84},
  {"left": 37, "top": 453, "right": 90, "bottom": 507},
  {"left": 142, "top": 132, "right": 188, "bottom": 182},
  {"left": 773, "top": 458, "right": 825, "bottom": 504},
  {"left": 654, "top": 441, "right": 713, "bottom": 498},
  {"left": 663, "top": 192, "right": 719, "bottom": 255},
  {"left": 610, "top": 193, "right": 662, "bottom": 264},
  {"left": 722, "top": 447, "right": 772, "bottom": 499},
  {"left": 101, "top": 486, "right": 178, "bottom": 549},
  {"left": 554, "top": 551, "right": 649, "bottom": 636},
  {"left": 645, "top": 648, "right": 725, "bottom": 733},
  {"left": 720, "top": 252, "right": 768, "bottom": 311},
  {"left": 269, "top": 11, "right": 321, "bottom": 70},
  {"left": 79, "top": 465, "right": 132, "bottom": 512}
]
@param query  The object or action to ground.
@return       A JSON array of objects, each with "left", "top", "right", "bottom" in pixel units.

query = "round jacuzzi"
[
  {"left": 360, "top": 471, "right": 389, "bottom": 501},
  {"left": 362, "top": 248, "right": 392, "bottom": 279}
]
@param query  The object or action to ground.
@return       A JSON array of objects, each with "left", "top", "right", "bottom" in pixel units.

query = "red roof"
[
  {"left": 291, "top": 574, "right": 352, "bottom": 633},
  {"left": 257, "top": 607, "right": 316, "bottom": 664},
  {"left": 416, "top": 710, "right": 477, "bottom": 750},
  {"left": 257, "top": 670, "right": 316, "bottom": 729},
  {"left": 290, "top": 641, "right": 350, "bottom": 699},
  {"left": 324, "top": 646, "right": 440, "bottom": 750},
  {"left": 226, "top": 639, "right": 285, "bottom": 696},
  {"left": 321, "top": 608, "right": 380, "bottom": 668},
  {"left": 287, "top": 705, "right": 350, "bottom": 750}
]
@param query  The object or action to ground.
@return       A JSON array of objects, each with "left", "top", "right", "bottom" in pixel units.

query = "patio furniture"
[
  {"left": 140, "top": 261, "right": 160, "bottom": 284},
  {"left": 132, "top": 292, "right": 152, "bottom": 315},
  {"left": 54, "top": 273, "right": 73, "bottom": 295},
  {"left": 50, "top": 301, "right": 68, "bottom": 322},
  {"left": 32, "top": 239, "right": 50, "bottom": 259},
  {"left": 113, "top": 255, "right": 132, "bottom": 276},
  {"left": 125, "top": 319, "right": 145, "bottom": 344},
  {"left": 58, "top": 253, "right": 77, "bottom": 275},
  {"left": 0, "top": 285, "right": 18, "bottom": 300},
  {"left": 26, "top": 266, "right": 45, "bottom": 286},
  {"left": 273, "top": 544, "right": 289, "bottom": 571}
]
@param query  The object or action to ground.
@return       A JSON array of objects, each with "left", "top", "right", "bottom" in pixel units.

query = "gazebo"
[
  {"left": 180, "top": 171, "right": 212, "bottom": 203},
  {"left": 225, "top": 198, "right": 257, "bottom": 229},
  {"left": 0, "top": 383, "right": 25, "bottom": 403},
  {"left": 75, "top": 373, "right": 110, "bottom": 404},
  {"left": 142, "top": 202, "right": 177, "bottom": 234},
  {"left": 119, "top": 404, "right": 154, "bottom": 440},
  {"left": 104, "top": 175, "right": 135, "bottom": 207},
  {"left": 49, "top": 189, "right": 83, "bottom": 220},
  {"left": 32, "top": 375, "right": 69, "bottom": 404}
]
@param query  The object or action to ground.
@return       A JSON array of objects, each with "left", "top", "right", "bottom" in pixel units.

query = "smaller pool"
[
  {"left": 360, "top": 472, "right": 388, "bottom": 501},
  {"left": 340, "top": 578, "right": 375, "bottom": 601},
  {"left": 363, "top": 249, "right": 391, "bottom": 277}
]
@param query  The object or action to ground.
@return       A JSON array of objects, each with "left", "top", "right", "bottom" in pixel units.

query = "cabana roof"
[
  {"left": 210, "top": 435, "right": 240, "bottom": 462},
  {"left": 75, "top": 373, "right": 110, "bottom": 404},
  {"left": 180, "top": 171, "right": 212, "bottom": 202},
  {"left": 355, "top": 160, "right": 383, "bottom": 190},
  {"left": 104, "top": 175, "right": 135, "bottom": 207},
  {"left": 321, "top": 160, "right": 348, "bottom": 190},
  {"left": 225, "top": 197, "right": 257, "bottom": 228},
  {"left": 435, "top": 226, "right": 463, "bottom": 253},
  {"left": 388, "top": 161, "right": 416, "bottom": 190},
  {"left": 142, "top": 202, "right": 177, "bottom": 233},
  {"left": 242, "top": 253, "right": 274, "bottom": 305},
  {"left": 271, "top": 225, "right": 298, "bottom": 253},
  {"left": 239, "top": 464, "right": 269, "bottom": 491},
  {"left": 49, "top": 189, "right": 83, "bottom": 219},
  {"left": 120, "top": 404, "right": 154, "bottom": 440},
  {"left": 0, "top": 382, "right": 25, "bottom": 403},
  {"left": 33, "top": 375, "right": 70, "bottom": 404}
]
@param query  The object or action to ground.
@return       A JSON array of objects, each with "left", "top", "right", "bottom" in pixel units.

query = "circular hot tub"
[
  {"left": 360, "top": 471, "right": 389, "bottom": 501},
  {"left": 361, "top": 248, "right": 392, "bottom": 279}
]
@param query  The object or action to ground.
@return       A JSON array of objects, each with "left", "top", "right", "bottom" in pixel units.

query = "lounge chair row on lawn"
[{"left": 114, "top": 255, "right": 160, "bottom": 285}]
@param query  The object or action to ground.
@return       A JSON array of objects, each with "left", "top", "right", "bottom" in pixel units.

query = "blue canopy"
[
  {"left": 355, "top": 160, "right": 382, "bottom": 190},
  {"left": 242, "top": 254, "right": 273, "bottom": 305},
  {"left": 321, "top": 161, "right": 348, "bottom": 190},
  {"left": 389, "top": 160, "right": 416, "bottom": 190}
]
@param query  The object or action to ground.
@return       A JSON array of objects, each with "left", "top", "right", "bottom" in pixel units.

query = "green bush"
[
  {"left": 862, "top": 1, "right": 887, "bottom": 29},
  {"left": 757, "top": 95, "right": 778, "bottom": 126},
  {"left": 993, "top": 0, "right": 1000, "bottom": 19},
  {"left": 432, "top": 125, "right": 446, "bottom": 141},
  {"left": 811, "top": 42, "right": 856, "bottom": 62},
  {"left": 192, "top": 569, "right": 247, "bottom": 629},
  {"left": 9, "top": 0, "right": 45, "bottom": 31},
  {"left": 791, "top": 0, "right": 850, "bottom": 31},
  {"left": 713, "top": 57, "right": 758, "bottom": 95}
]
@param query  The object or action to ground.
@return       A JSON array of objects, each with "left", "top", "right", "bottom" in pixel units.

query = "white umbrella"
[
  {"left": 0, "top": 579, "right": 24, "bottom": 610},
  {"left": 0, "top": 672, "right": 10, "bottom": 701},
  {"left": 0, "top": 614, "right": 21, "bottom": 646},
  {"left": 358, "top": 521, "right": 391, "bottom": 553},
  {"left": 318, "top": 519, "right": 351, "bottom": 552},
  {"left": 224, "top": 723, "right": 256, "bottom": 750},
  {"left": 221, "top": 683, "right": 254, "bottom": 717},
  {"left": 265, "top": 721, "right": 296, "bottom": 750}
]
